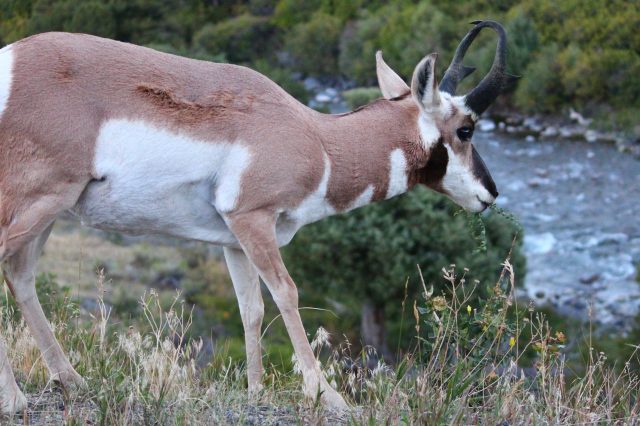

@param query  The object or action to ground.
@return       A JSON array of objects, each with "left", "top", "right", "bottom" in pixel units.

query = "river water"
[{"left": 475, "top": 131, "right": 640, "bottom": 329}]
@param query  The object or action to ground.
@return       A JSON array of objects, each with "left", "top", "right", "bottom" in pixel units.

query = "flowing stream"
[{"left": 475, "top": 131, "right": 640, "bottom": 329}]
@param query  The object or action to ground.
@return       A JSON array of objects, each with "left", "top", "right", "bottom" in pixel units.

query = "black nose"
[{"left": 485, "top": 177, "right": 498, "bottom": 199}]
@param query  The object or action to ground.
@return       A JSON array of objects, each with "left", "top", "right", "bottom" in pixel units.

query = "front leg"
[
  {"left": 223, "top": 246, "right": 264, "bottom": 395},
  {"left": 225, "top": 210, "right": 348, "bottom": 410}
]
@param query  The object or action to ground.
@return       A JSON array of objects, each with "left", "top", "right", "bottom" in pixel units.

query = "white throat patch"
[{"left": 386, "top": 149, "right": 408, "bottom": 199}]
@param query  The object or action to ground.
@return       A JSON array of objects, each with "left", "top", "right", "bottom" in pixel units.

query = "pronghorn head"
[{"left": 377, "top": 21, "right": 518, "bottom": 212}]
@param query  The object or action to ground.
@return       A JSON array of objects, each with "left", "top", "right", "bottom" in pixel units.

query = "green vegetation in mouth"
[
  {"left": 457, "top": 204, "right": 523, "bottom": 254},
  {"left": 489, "top": 203, "right": 523, "bottom": 233}
]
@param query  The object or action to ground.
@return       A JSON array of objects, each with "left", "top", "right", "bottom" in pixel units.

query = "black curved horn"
[
  {"left": 438, "top": 23, "right": 483, "bottom": 95},
  {"left": 463, "top": 20, "right": 520, "bottom": 116}
]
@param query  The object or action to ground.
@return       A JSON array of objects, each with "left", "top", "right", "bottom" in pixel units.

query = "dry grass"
[{"left": 1, "top": 251, "right": 639, "bottom": 424}]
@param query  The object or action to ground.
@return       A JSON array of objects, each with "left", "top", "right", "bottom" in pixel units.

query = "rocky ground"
[{"left": 6, "top": 388, "right": 354, "bottom": 425}]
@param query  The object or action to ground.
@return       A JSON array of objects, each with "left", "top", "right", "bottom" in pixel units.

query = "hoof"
[
  {"left": 0, "top": 389, "right": 27, "bottom": 415},
  {"left": 52, "top": 369, "right": 86, "bottom": 392},
  {"left": 320, "top": 388, "right": 349, "bottom": 411},
  {"left": 248, "top": 383, "right": 264, "bottom": 399}
]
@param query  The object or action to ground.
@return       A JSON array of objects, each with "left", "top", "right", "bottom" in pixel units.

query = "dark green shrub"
[
  {"left": 339, "top": 2, "right": 459, "bottom": 84},
  {"left": 284, "top": 12, "right": 342, "bottom": 76},
  {"left": 560, "top": 46, "right": 640, "bottom": 108},
  {"left": 504, "top": 6, "right": 539, "bottom": 75},
  {"left": 251, "top": 59, "right": 310, "bottom": 104},
  {"left": 283, "top": 187, "right": 525, "bottom": 357},
  {"left": 193, "top": 13, "right": 274, "bottom": 64},
  {"left": 514, "top": 44, "right": 564, "bottom": 113},
  {"left": 525, "top": 0, "right": 639, "bottom": 52},
  {"left": 338, "top": 10, "right": 386, "bottom": 85},
  {"left": 27, "top": 0, "right": 75, "bottom": 34},
  {"left": 67, "top": 1, "right": 115, "bottom": 38},
  {"left": 273, "top": 0, "right": 322, "bottom": 29},
  {"left": 376, "top": 2, "right": 458, "bottom": 79},
  {"left": 342, "top": 87, "right": 382, "bottom": 109}
]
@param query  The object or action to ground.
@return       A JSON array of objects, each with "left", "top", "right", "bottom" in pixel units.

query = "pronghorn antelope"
[{"left": 0, "top": 20, "right": 516, "bottom": 412}]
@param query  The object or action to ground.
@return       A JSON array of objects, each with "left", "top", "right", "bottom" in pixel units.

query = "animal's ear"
[
  {"left": 376, "top": 51, "right": 410, "bottom": 99},
  {"left": 411, "top": 53, "right": 441, "bottom": 110}
]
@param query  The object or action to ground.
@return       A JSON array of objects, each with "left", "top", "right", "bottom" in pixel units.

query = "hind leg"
[{"left": 3, "top": 221, "right": 84, "bottom": 390}]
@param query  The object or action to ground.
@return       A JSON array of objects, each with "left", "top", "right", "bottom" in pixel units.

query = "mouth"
[{"left": 476, "top": 196, "right": 492, "bottom": 212}]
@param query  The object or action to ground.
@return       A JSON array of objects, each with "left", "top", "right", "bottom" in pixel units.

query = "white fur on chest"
[
  {"left": 74, "top": 119, "right": 249, "bottom": 244},
  {"left": 276, "top": 149, "right": 407, "bottom": 246}
]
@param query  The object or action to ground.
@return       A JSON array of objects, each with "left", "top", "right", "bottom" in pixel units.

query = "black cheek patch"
[
  {"left": 421, "top": 139, "right": 449, "bottom": 188},
  {"left": 471, "top": 145, "right": 498, "bottom": 198}
]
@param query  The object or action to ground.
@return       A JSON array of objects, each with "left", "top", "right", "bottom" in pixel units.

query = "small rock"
[
  {"left": 524, "top": 232, "right": 556, "bottom": 254},
  {"left": 506, "top": 115, "right": 523, "bottom": 125},
  {"left": 559, "top": 126, "right": 579, "bottom": 138},
  {"left": 506, "top": 180, "right": 525, "bottom": 191},
  {"left": 534, "top": 168, "right": 548, "bottom": 177},
  {"left": 523, "top": 117, "right": 538, "bottom": 128},
  {"left": 303, "top": 77, "right": 321, "bottom": 91},
  {"left": 527, "top": 177, "right": 550, "bottom": 187},
  {"left": 315, "top": 93, "right": 331, "bottom": 103},
  {"left": 585, "top": 129, "right": 599, "bottom": 143},
  {"left": 569, "top": 107, "right": 592, "bottom": 126},
  {"left": 523, "top": 117, "right": 543, "bottom": 133},
  {"left": 569, "top": 299, "right": 587, "bottom": 310},
  {"left": 535, "top": 291, "right": 545, "bottom": 299},
  {"left": 477, "top": 118, "right": 496, "bottom": 132},
  {"left": 541, "top": 126, "right": 558, "bottom": 137},
  {"left": 324, "top": 87, "right": 338, "bottom": 97},
  {"left": 506, "top": 125, "right": 518, "bottom": 133},
  {"left": 579, "top": 273, "right": 600, "bottom": 285},
  {"left": 525, "top": 135, "right": 536, "bottom": 142},
  {"left": 587, "top": 150, "right": 595, "bottom": 159},
  {"left": 498, "top": 121, "right": 506, "bottom": 130}
]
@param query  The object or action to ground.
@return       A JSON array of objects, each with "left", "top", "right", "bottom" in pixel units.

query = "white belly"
[{"left": 72, "top": 119, "right": 249, "bottom": 246}]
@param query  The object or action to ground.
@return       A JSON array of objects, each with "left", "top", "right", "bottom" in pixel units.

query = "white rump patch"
[
  {"left": 386, "top": 149, "right": 408, "bottom": 199},
  {"left": 75, "top": 119, "right": 250, "bottom": 244},
  {"left": 0, "top": 44, "right": 14, "bottom": 120}
]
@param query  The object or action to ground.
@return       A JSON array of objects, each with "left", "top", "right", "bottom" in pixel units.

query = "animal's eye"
[{"left": 456, "top": 126, "right": 474, "bottom": 141}]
